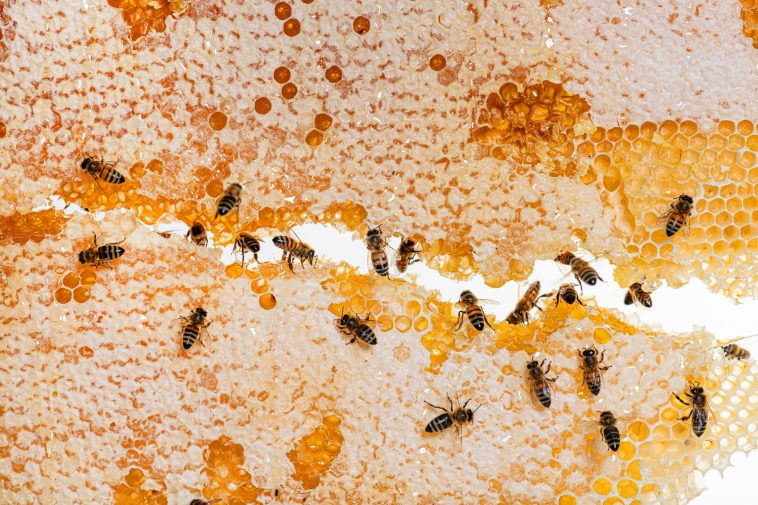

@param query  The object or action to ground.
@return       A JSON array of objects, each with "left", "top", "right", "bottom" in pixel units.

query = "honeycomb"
[
  {"left": 0, "top": 0, "right": 756, "bottom": 504},
  {"left": 741, "top": 0, "right": 758, "bottom": 48}
]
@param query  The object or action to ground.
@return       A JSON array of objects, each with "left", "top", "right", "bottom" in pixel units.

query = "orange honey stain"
[
  {"left": 287, "top": 415, "right": 344, "bottom": 490},
  {"left": 740, "top": 0, "right": 758, "bottom": 48},
  {"left": 112, "top": 468, "right": 167, "bottom": 505},
  {"left": 108, "top": 0, "right": 190, "bottom": 41},
  {"left": 202, "top": 436, "right": 262, "bottom": 504},
  {"left": 209, "top": 111, "right": 228, "bottom": 131}
]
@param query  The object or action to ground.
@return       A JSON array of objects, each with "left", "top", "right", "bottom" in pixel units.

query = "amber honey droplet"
[
  {"left": 259, "top": 293, "right": 277, "bottom": 310},
  {"left": 353, "top": 16, "right": 370, "bottom": 34},
  {"left": 305, "top": 130, "right": 324, "bottom": 147},
  {"left": 206, "top": 179, "right": 224, "bottom": 198},
  {"left": 146, "top": 159, "right": 164, "bottom": 174},
  {"left": 283, "top": 18, "right": 301, "bottom": 36},
  {"left": 0, "top": 122, "right": 6, "bottom": 138},
  {"left": 429, "top": 54, "right": 446, "bottom": 71},
  {"left": 325, "top": 65, "right": 342, "bottom": 83},
  {"left": 55, "top": 288, "right": 72, "bottom": 304},
  {"left": 314, "top": 113, "right": 332, "bottom": 131},
  {"left": 73, "top": 286, "right": 90, "bottom": 303},
  {"left": 209, "top": 111, "right": 228, "bottom": 131},
  {"left": 274, "top": 2, "right": 291, "bottom": 20},
  {"left": 80, "top": 268, "right": 97, "bottom": 286},
  {"left": 254, "top": 97, "right": 272, "bottom": 115},
  {"left": 274, "top": 66, "right": 291, "bottom": 84},
  {"left": 281, "top": 82, "right": 298, "bottom": 99},
  {"left": 300, "top": 0, "right": 313, "bottom": 3},
  {"left": 62, "top": 272, "right": 80, "bottom": 289},
  {"left": 79, "top": 346, "right": 94, "bottom": 358}
]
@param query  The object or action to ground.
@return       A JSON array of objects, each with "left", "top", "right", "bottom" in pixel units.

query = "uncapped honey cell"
[
  {"left": 259, "top": 293, "right": 276, "bottom": 310},
  {"left": 208, "top": 111, "right": 228, "bottom": 131},
  {"left": 62, "top": 272, "right": 80, "bottom": 289},
  {"left": 54, "top": 288, "right": 72, "bottom": 304},
  {"left": 283, "top": 18, "right": 300, "bottom": 36},
  {"left": 353, "top": 16, "right": 370, "bottom": 34},
  {"left": 0, "top": 122, "right": 6, "bottom": 137},
  {"left": 429, "top": 54, "right": 446, "bottom": 71},
  {"left": 314, "top": 113, "right": 333, "bottom": 131},
  {"left": 305, "top": 130, "right": 324, "bottom": 147},
  {"left": 273, "top": 66, "right": 291, "bottom": 83},
  {"left": 274, "top": 2, "right": 291, "bottom": 20},
  {"left": 254, "top": 97, "right": 272, "bottom": 114},
  {"left": 325, "top": 65, "right": 342, "bottom": 83},
  {"left": 73, "top": 286, "right": 90, "bottom": 303},
  {"left": 281, "top": 82, "right": 297, "bottom": 99}
]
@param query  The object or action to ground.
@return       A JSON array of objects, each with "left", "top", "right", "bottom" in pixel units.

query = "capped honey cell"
[
  {"left": 283, "top": 18, "right": 301, "bottom": 36},
  {"left": 273, "top": 66, "right": 291, "bottom": 83},
  {"left": 429, "top": 54, "right": 446, "bottom": 71},
  {"left": 325, "top": 65, "right": 342, "bottom": 83},
  {"left": 274, "top": 2, "right": 291, "bottom": 20},
  {"left": 254, "top": 97, "right": 272, "bottom": 114},
  {"left": 353, "top": 15, "right": 370, "bottom": 34}
]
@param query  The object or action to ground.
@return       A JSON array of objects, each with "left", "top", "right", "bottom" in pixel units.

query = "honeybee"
[
  {"left": 597, "top": 411, "right": 621, "bottom": 451},
  {"left": 424, "top": 393, "right": 480, "bottom": 446},
  {"left": 189, "top": 499, "right": 222, "bottom": 505},
  {"left": 80, "top": 156, "right": 125, "bottom": 185},
  {"left": 673, "top": 382, "right": 715, "bottom": 437},
  {"left": 335, "top": 311, "right": 377, "bottom": 345},
  {"left": 272, "top": 232, "right": 317, "bottom": 271},
  {"left": 553, "top": 283, "right": 584, "bottom": 306},
  {"left": 396, "top": 237, "right": 421, "bottom": 273},
  {"left": 233, "top": 232, "right": 261, "bottom": 268},
  {"left": 180, "top": 307, "right": 212, "bottom": 350},
  {"left": 506, "top": 281, "right": 549, "bottom": 325},
  {"left": 659, "top": 194, "right": 694, "bottom": 237},
  {"left": 214, "top": 183, "right": 243, "bottom": 219},
  {"left": 578, "top": 346, "right": 610, "bottom": 396},
  {"left": 186, "top": 221, "right": 208, "bottom": 247},
  {"left": 555, "top": 252, "right": 603, "bottom": 291},
  {"left": 624, "top": 280, "right": 652, "bottom": 308},
  {"left": 456, "top": 290, "right": 494, "bottom": 331},
  {"left": 78, "top": 232, "right": 125, "bottom": 268},
  {"left": 366, "top": 225, "right": 390, "bottom": 277},
  {"left": 721, "top": 343, "right": 751, "bottom": 360},
  {"left": 526, "top": 357, "right": 558, "bottom": 408}
]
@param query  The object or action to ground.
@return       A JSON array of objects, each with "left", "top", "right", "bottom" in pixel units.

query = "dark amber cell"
[
  {"left": 254, "top": 97, "right": 272, "bottom": 114},
  {"left": 305, "top": 130, "right": 324, "bottom": 147},
  {"left": 0, "top": 121, "right": 6, "bottom": 138},
  {"left": 274, "top": 2, "right": 291, "bottom": 20},
  {"left": 54, "top": 288, "right": 72, "bottom": 304},
  {"left": 429, "top": 54, "right": 446, "bottom": 71},
  {"left": 353, "top": 16, "right": 370, "bottom": 34},
  {"left": 283, "top": 18, "right": 301, "bottom": 36},
  {"left": 259, "top": 293, "right": 277, "bottom": 310},
  {"left": 62, "top": 272, "right": 80, "bottom": 289},
  {"left": 281, "top": 82, "right": 298, "bottom": 99},
  {"left": 274, "top": 66, "right": 291, "bottom": 84},
  {"left": 209, "top": 111, "right": 228, "bottom": 131},
  {"left": 314, "top": 113, "right": 333, "bottom": 131},
  {"left": 301, "top": 0, "right": 313, "bottom": 3},
  {"left": 73, "top": 286, "right": 90, "bottom": 303},
  {"left": 325, "top": 65, "right": 342, "bottom": 83}
]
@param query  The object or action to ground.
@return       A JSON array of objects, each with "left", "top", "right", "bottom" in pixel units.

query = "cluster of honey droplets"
[
  {"left": 286, "top": 415, "right": 344, "bottom": 489},
  {"left": 740, "top": 0, "right": 758, "bottom": 48},
  {"left": 107, "top": 0, "right": 190, "bottom": 41}
]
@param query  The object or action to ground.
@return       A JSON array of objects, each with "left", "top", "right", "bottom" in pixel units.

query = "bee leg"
[
  {"left": 88, "top": 173, "right": 104, "bottom": 192},
  {"left": 575, "top": 275, "right": 584, "bottom": 293},
  {"left": 673, "top": 393, "right": 691, "bottom": 406},
  {"left": 555, "top": 293, "right": 560, "bottom": 307},
  {"left": 345, "top": 337, "right": 356, "bottom": 345},
  {"left": 482, "top": 313, "right": 494, "bottom": 330},
  {"left": 423, "top": 401, "right": 447, "bottom": 412},
  {"left": 287, "top": 253, "right": 294, "bottom": 272},
  {"left": 454, "top": 310, "right": 465, "bottom": 331},
  {"left": 543, "top": 360, "right": 550, "bottom": 373},
  {"left": 576, "top": 296, "right": 585, "bottom": 306},
  {"left": 447, "top": 393, "right": 455, "bottom": 412},
  {"left": 599, "top": 349, "right": 606, "bottom": 363},
  {"left": 240, "top": 250, "right": 246, "bottom": 270},
  {"left": 599, "top": 366, "right": 611, "bottom": 371},
  {"left": 677, "top": 410, "right": 692, "bottom": 422}
]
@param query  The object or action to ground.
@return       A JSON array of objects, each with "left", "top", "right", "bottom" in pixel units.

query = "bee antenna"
[{"left": 472, "top": 403, "right": 482, "bottom": 414}]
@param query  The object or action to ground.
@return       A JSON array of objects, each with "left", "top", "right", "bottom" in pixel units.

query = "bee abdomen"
[
  {"left": 216, "top": 195, "right": 239, "bottom": 217},
  {"left": 587, "top": 375, "right": 601, "bottom": 396},
  {"left": 467, "top": 306, "right": 485, "bottom": 331},
  {"left": 425, "top": 413, "right": 453, "bottom": 433},
  {"left": 357, "top": 324, "right": 377, "bottom": 345},
  {"left": 572, "top": 259, "right": 600, "bottom": 285},
  {"left": 98, "top": 245, "right": 125, "bottom": 260},
  {"left": 602, "top": 426, "right": 620, "bottom": 451},
  {"left": 101, "top": 167, "right": 125, "bottom": 184},
  {"left": 182, "top": 325, "right": 200, "bottom": 349},
  {"left": 371, "top": 251, "right": 389, "bottom": 276},
  {"left": 692, "top": 409, "right": 708, "bottom": 437},
  {"left": 535, "top": 386, "right": 552, "bottom": 408},
  {"left": 273, "top": 236, "right": 294, "bottom": 251},
  {"left": 666, "top": 215, "right": 685, "bottom": 237}
]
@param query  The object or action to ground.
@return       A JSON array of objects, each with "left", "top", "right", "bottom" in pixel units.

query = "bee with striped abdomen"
[
  {"left": 553, "top": 283, "right": 584, "bottom": 306},
  {"left": 721, "top": 343, "right": 751, "bottom": 360},
  {"left": 335, "top": 311, "right": 377, "bottom": 345},
  {"left": 78, "top": 232, "right": 125, "bottom": 268},
  {"left": 578, "top": 346, "right": 610, "bottom": 396},
  {"left": 396, "top": 237, "right": 421, "bottom": 273},
  {"left": 366, "top": 225, "right": 390, "bottom": 277},
  {"left": 506, "top": 281, "right": 549, "bottom": 325},
  {"left": 81, "top": 156, "right": 125, "bottom": 186},
  {"left": 189, "top": 499, "right": 222, "bottom": 505},
  {"left": 214, "top": 183, "right": 243, "bottom": 219},
  {"left": 555, "top": 252, "right": 603, "bottom": 292},
  {"left": 598, "top": 411, "right": 621, "bottom": 451},
  {"left": 526, "top": 357, "right": 558, "bottom": 408},
  {"left": 424, "top": 393, "right": 480, "bottom": 446},
  {"left": 180, "top": 307, "right": 211, "bottom": 350},
  {"left": 624, "top": 280, "right": 652, "bottom": 308},
  {"left": 659, "top": 194, "right": 694, "bottom": 237},
  {"left": 272, "top": 232, "right": 317, "bottom": 272},
  {"left": 186, "top": 221, "right": 208, "bottom": 247},
  {"left": 673, "top": 382, "right": 715, "bottom": 437},
  {"left": 456, "top": 290, "right": 494, "bottom": 331},
  {"left": 233, "top": 232, "right": 261, "bottom": 268}
]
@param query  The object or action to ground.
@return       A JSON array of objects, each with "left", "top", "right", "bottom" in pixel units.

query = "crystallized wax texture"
[{"left": 0, "top": 1, "right": 756, "bottom": 505}]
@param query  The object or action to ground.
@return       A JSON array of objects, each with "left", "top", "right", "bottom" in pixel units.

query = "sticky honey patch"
[{"left": 287, "top": 415, "right": 344, "bottom": 490}]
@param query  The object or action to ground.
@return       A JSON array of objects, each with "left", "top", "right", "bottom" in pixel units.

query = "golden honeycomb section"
[
  {"left": 473, "top": 80, "right": 591, "bottom": 168},
  {"left": 0, "top": 209, "right": 69, "bottom": 245},
  {"left": 113, "top": 468, "right": 167, "bottom": 505},
  {"left": 740, "top": 0, "right": 758, "bottom": 48},
  {"left": 107, "top": 0, "right": 191, "bottom": 40},
  {"left": 286, "top": 415, "right": 344, "bottom": 490},
  {"left": 575, "top": 119, "right": 757, "bottom": 297},
  {"left": 202, "top": 436, "right": 262, "bottom": 504}
]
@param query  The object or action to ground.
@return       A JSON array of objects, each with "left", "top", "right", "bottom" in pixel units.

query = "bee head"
[
  {"left": 195, "top": 307, "right": 207, "bottom": 317},
  {"left": 582, "top": 347, "right": 596, "bottom": 357},
  {"left": 680, "top": 194, "right": 694, "bottom": 204},
  {"left": 599, "top": 410, "right": 615, "bottom": 425},
  {"left": 526, "top": 360, "right": 538, "bottom": 370},
  {"left": 338, "top": 314, "right": 350, "bottom": 327},
  {"left": 459, "top": 290, "right": 475, "bottom": 304},
  {"left": 691, "top": 386, "right": 704, "bottom": 395},
  {"left": 404, "top": 238, "right": 416, "bottom": 248},
  {"left": 80, "top": 157, "right": 91, "bottom": 169},
  {"left": 78, "top": 251, "right": 86, "bottom": 263}
]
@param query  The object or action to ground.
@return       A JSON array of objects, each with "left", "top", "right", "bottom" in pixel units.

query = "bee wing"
[
  {"left": 476, "top": 298, "right": 499, "bottom": 305},
  {"left": 657, "top": 205, "right": 674, "bottom": 222}
]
